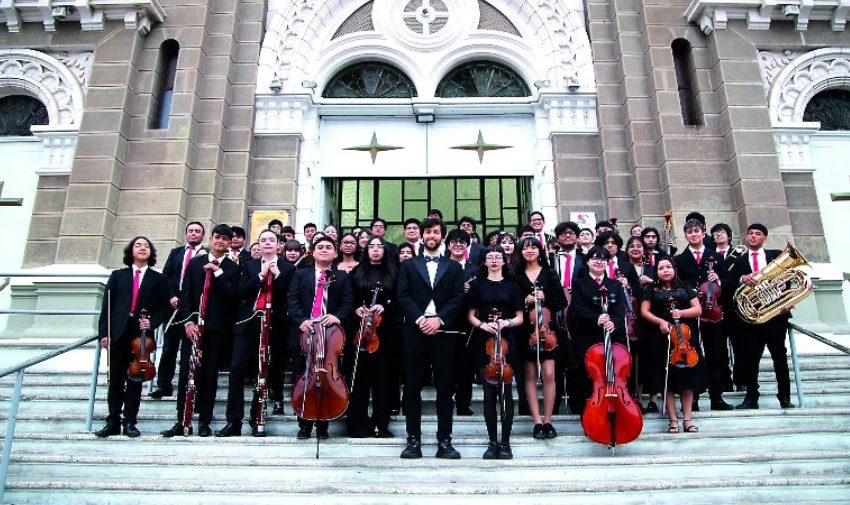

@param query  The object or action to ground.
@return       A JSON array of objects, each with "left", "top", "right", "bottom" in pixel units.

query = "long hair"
[
  {"left": 475, "top": 244, "right": 509, "bottom": 280},
  {"left": 123, "top": 236, "right": 157, "bottom": 267},
  {"left": 350, "top": 236, "right": 398, "bottom": 295},
  {"left": 337, "top": 232, "right": 360, "bottom": 261},
  {"left": 651, "top": 255, "right": 684, "bottom": 290},
  {"left": 517, "top": 236, "right": 550, "bottom": 270}
]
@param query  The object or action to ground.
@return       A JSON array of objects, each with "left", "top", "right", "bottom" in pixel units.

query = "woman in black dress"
[
  {"left": 515, "top": 237, "right": 567, "bottom": 439},
  {"left": 640, "top": 257, "right": 706, "bottom": 433},
  {"left": 624, "top": 236, "right": 656, "bottom": 412},
  {"left": 347, "top": 236, "right": 397, "bottom": 437},
  {"left": 467, "top": 245, "right": 524, "bottom": 459}
]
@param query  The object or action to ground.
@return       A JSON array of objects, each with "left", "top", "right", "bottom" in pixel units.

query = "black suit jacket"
[
  {"left": 179, "top": 254, "right": 239, "bottom": 333},
  {"left": 235, "top": 258, "right": 295, "bottom": 337},
  {"left": 397, "top": 255, "right": 465, "bottom": 330},
  {"left": 674, "top": 247, "right": 731, "bottom": 290},
  {"left": 161, "top": 245, "right": 188, "bottom": 299},
  {"left": 286, "top": 267, "right": 355, "bottom": 349},
  {"left": 99, "top": 267, "right": 170, "bottom": 342},
  {"left": 570, "top": 275, "right": 628, "bottom": 344}
]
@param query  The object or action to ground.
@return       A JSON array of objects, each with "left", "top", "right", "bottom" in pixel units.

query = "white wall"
[{"left": 0, "top": 137, "right": 43, "bottom": 333}]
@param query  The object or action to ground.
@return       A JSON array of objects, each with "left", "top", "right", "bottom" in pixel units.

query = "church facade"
[{"left": 1, "top": 0, "right": 849, "bottom": 335}]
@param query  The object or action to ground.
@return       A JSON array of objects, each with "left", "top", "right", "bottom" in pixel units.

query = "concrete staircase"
[{"left": 2, "top": 353, "right": 850, "bottom": 504}]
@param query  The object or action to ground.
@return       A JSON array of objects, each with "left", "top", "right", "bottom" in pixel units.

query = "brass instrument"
[
  {"left": 734, "top": 242, "right": 812, "bottom": 324},
  {"left": 726, "top": 245, "right": 748, "bottom": 271}
]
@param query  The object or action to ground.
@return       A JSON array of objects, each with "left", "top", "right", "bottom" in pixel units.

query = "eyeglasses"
[
  {"left": 372, "top": 224, "right": 385, "bottom": 228},
  {"left": 449, "top": 240, "right": 468, "bottom": 246},
  {"left": 485, "top": 255, "right": 504, "bottom": 262}
]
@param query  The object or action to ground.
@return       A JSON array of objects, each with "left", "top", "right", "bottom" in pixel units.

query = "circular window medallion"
[{"left": 375, "top": 0, "right": 476, "bottom": 51}]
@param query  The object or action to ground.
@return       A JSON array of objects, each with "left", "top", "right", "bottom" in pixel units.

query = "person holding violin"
[
  {"left": 640, "top": 256, "right": 706, "bottom": 433},
  {"left": 673, "top": 219, "right": 734, "bottom": 411},
  {"left": 95, "top": 237, "right": 170, "bottom": 438},
  {"left": 624, "top": 236, "right": 656, "bottom": 412},
  {"left": 216, "top": 230, "right": 295, "bottom": 437},
  {"left": 287, "top": 235, "right": 355, "bottom": 440},
  {"left": 569, "top": 246, "right": 628, "bottom": 407},
  {"left": 347, "top": 235, "right": 397, "bottom": 438},
  {"left": 467, "top": 245, "right": 524, "bottom": 459},
  {"left": 515, "top": 237, "right": 567, "bottom": 439}
]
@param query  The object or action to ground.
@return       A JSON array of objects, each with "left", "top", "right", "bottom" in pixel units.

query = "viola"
[
  {"left": 292, "top": 271, "right": 349, "bottom": 423},
  {"left": 581, "top": 285, "right": 643, "bottom": 449},
  {"left": 668, "top": 297, "right": 699, "bottom": 368},
  {"left": 127, "top": 309, "right": 156, "bottom": 383},
  {"left": 483, "top": 310, "right": 513, "bottom": 385},
  {"left": 698, "top": 258, "right": 723, "bottom": 323}
]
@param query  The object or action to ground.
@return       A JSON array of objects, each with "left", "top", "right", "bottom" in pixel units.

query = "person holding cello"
[
  {"left": 287, "top": 235, "right": 354, "bottom": 440},
  {"left": 95, "top": 236, "right": 170, "bottom": 438},
  {"left": 347, "top": 235, "right": 397, "bottom": 438},
  {"left": 515, "top": 237, "right": 567, "bottom": 439},
  {"left": 466, "top": 245, "right": 524, "bottom": 459},
  {"left": 640, "top": 256, "right": 706, "bottom": 433}
]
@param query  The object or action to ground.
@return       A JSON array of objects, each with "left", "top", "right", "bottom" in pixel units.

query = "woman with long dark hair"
[
  {"left": 336, "top": 232, "right": 360, "bottom": 273},
  {"left": 347, "top": 236, "right": 398, "bottom": 437}
]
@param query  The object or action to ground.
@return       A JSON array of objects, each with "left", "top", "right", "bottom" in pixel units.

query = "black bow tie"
[{"left": 424, "top": 255, "right": 440, "bottom": 263}]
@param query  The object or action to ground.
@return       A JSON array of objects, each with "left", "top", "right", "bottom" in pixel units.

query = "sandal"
[
  {"left": 683, "top": 419, "right": 699, "bottom": 433},
  {"left": 667, "top": 420, "right": 679, "bottom": 433}
]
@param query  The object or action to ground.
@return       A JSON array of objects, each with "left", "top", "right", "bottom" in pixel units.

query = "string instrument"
[
  {"left": 127, "top": 309, "right": 156, "bottom": 383},
  {"left": 183, "top": 259, "right": 215, "bottom": 436},
  {"left": 550, "top": 252, "right": 580, "bottom": 371},
  {"left": 582, "top": 285, "right": 643, "bottom": 449},
  {"left": 615, "top": 267, "right": 640, "bottom": 345},
  {"left": 529, "top": 281, "right": 557, "bottom": 380},
  {"left": 253, "top": 264, "right": 274, "bottom": 436},
  {"left": 483, "top": 309, "right": 513, "bottom": 386},
  {"left": 350, "top": 282, "right": 383, "bottom": 395},
  {"left": 292, "top": 270, "right": 349, "bottom": 425},
  {"left": 668, "top": 297, "right": 698, "bottom": 368},
  {"left": 663, "top": 211, "right": 673, "bottom": 256},
  {"left": 698, "top": 258, "right": 723, "bottom": 323}
]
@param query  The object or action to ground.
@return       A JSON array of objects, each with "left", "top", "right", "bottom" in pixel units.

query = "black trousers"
[
  {"left": 403, "top": 328, "right": 455, "bottom": 441},
  {"left": 175, "top": 327, "right": 228, "bottom": 425},
  {"left": 452, "top": 329, "right": 475, "bottom": 413},
  {"left": 738, "top": 321, "right": 791, "bottom": 400},
  {"left": 483, "top": 382, "right": 514, "bottom": 443},
  {"left": 105, "top": 328, "right": 143, "bottom": 425},
  {"left": 225, "top": 319, "right": 288, "bottom": 423},
  {"left": 156, "top": 322, "right": 184, "bottom": 391},
  {"left": 700, "top": 321, "right": 732, "bottom": 399},
  {"left": 347, "top": 345, "right": 391, "bottom": 434}
]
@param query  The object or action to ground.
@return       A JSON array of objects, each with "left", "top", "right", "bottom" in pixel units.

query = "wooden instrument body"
[
  {"left": 669, "top": 319, "right": 699, "bottom": 368},
  {"left": 698, "top": 260, "right": 723, "bottom": 323},
  {"left": 582, "top": 341, "right": 643, "bottom": 447},
  {"left": 529, "top": 302, "right": 558, "bottom": 352},
  {"left": 482, "top": 310, "right": 513, "bottom": 385},
  {"left": 292, "top": 321, "right": 349, "bottom": 421},
  {"left": 127, "top": 309, "right": 156, "bottom": 383}
]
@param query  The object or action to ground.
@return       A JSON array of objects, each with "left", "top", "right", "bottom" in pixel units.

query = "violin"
[
  {"left": 615, "top": 267, "right": 641, "bottom": 344},
  {"left": 356, "top": 283, "right": 383, "bottom": 354},
  {"left": 483, "top": 310, "right": 513, "bottom": 385},
  {"left": 581, "top": 285, "right": 643, "bottom": 449},
  {"left": 698, "top": 258, "right": 723, "bottom": 323},
  {"left": 127, "top": 309, "right": 156, "bottom": 383},
  {"left": 292, "top": 270, "right": 349, "bottom": 423},
  {"left": 529, "top": 282, "right": 558, "bottom": 352},
  {"left": 668, "top": 297, "right": 699, "bottom": 368},
  {"left": 663, "top": 210, "right": 673, "bottom": 256}
]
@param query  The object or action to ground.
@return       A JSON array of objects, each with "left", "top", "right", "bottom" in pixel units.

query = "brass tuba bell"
[{"left": 734, "top": 242, "right": 813, "bottom": 324}]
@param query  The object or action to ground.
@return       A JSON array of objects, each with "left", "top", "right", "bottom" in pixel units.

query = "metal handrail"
[
  {"left": 788, "top": 323, "right": 850, "bottom": 355},
  {"left": 786, "top": 323, "right": 850, "bottom": 410}
]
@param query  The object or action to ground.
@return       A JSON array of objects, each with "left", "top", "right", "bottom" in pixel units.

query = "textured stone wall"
[
  {"left": 249, "top": 135, "right": 300, "bottom": 222},
  {"left": 552, "top": 134, "right": 605, "bottom": 223}
]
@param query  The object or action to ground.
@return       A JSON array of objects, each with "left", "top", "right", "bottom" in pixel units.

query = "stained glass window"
[
  {"left": 323, "top": 62, "right": 417, "bottom": 98},
  {"left": 804, "top": 89, "right": 850, "bottom": 131},
  {"left": 0, "top": 95, "right": 49, "bottom": 136},
  {"left": 436, "top": 61, "right": 530, "bottom": 98}
]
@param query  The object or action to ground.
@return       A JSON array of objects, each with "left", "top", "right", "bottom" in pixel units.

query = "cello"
[
  {"left": 581, "top": 285, "right": 643, "bottom": 450},
  {"left": 127, "top": 309, "right": 156, "bottom": 383},
  {"left": 698, "top": 258, "right": 723, "bottom": 323}
]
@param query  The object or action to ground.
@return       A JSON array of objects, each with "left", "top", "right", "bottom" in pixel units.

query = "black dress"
[
  {"left": 515, "top": 268, "right": 568, "bottom": 362},
  {"left": 466, "top": 278, "right": 524, "bottom": 370},
  {"left": 642, "top": 285, "right": 707, "bottom": 395}
]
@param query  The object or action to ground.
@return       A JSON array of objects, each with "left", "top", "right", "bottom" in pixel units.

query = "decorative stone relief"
[
  {"left": 0, "top": 49, "right": 86, "bottom": 126},
  {"left": 757, "top": 50, "right": 800, "bottom": 92},
  {"left": 768, "top": 48, "right": 850, "bottom": 124},
  {"left": 540, "top": 94, "right": 598, "bottom": 133},
  {"left": 685, "top": 0, "right": 849, "bottom": 34},
  {"left": 0, "top": 0, "right": 164, "bottom": 34},
  {"left": 49, "top": 52, "right": 94, "bottom": 92}
]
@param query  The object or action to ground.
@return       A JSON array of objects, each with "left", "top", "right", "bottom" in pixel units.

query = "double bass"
[
  {"left": 127, "top": 309, "right": 156, "bottom": 383},
  {"left": 698, "top": 258, "right": 723, "bottom": 323},
  {"left": 581, "top": 285, "right": 643, "bottom": 450}
]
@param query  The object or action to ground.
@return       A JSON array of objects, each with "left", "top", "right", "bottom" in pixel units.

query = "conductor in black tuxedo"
[
  {"left": 397, "top": 218, "right": 466, "bottom": 459},
  {"left": 287, "top": 235, "right": 355, "bottom": 440},
  {"left": 217, "top": 230, "right": 295, "bottom": 437},
  {"left": 162, "top": 224, "right": 239, "bottom": 437},
  {"left": 151, "top": 221, "right": 206, "bottom": 399},
  {"left": 729, "top": 224, "right": 798, "bottom": 410},
  {"left": 95, "top": 237, "right": 170, "bottom": 438}
]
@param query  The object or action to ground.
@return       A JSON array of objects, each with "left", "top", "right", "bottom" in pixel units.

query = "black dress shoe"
[
  {"left": 532, "top": 423, "right": 545, "bottom": 439},
  {"left": 296, "top": 427, "right": 312, "bottom": 440},
  {"left": 400, "top": 437, "right": 422, "bottom": 459},
  {"left": 161, "top": 422, "right": 189, "bottom": 437},
  {"left": 215, "top": 422, "right": 242, "bottom": 437},
  {"left": 646, "top": 401, "right": 659, "bottom": 413},
  {"left": 197, "top": 423, "right": 212, "bottom": 437},
  {"left": 710, "top": 399, "right": 734, "bottom": 411},
  {"left": 779, "top": 398, "right": 796, "bottom": 409},
  {"left": 543, "top": 423, "right": 557, "bottom": 439},
  {"left": 149, "top": 387, "right": 173, "bottom": 399},
  {"left": 456, "top": 407, "right": 474, "bottom": 416},
  {"left": 272, "top": 401, "right": 284, "bottom": 415},
  {"left": 497, "top": 443, "right": 513, "bottom": 460},
  {"left": 94, "top": 422, "right": 120, "bottom": 438},
  {"left": 317, "top": 427, "right": 330, "bottom": 440},
  {"left": 123, "top": 423, "right": 141, "bottom": 438},
  {"left": 482, "top": 441, "right": 499, "bottom": 459},
  {"left": 736, "top": 397, "right": 759, "bottom": 410},
  {"left": 435, "top": 438, "right": 461, "bottom": 459}
]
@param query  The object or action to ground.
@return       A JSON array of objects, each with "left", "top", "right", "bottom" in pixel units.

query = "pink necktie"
[
  {"left": 718, "top": 249, "right": 726, "bottom": 257},
  {"left": 539, "top": 233, "right": 545, "bottom": 246},
  {"left": 752, "top": 252, "right": 760, "bottom": 273},
  {"left": 310, "top": 271, "right": 326, "bottom": 318},
  {"left": 694, "top": 251, "right": 702, "bottom": 265},
  {"left": 595, "top": 277, "right": 602, "bottom": 287},
  {"left": 182, "top": 246, "right": 194, "bottom": 281},
  {"left": 650, "top": 254, "right": 655, "bottom": 267},
  {"left": 130, "top": 269, "right": 141, "bottom": 313},
  {"left": 563, "top": 254, "right": 572, "bottom": 289},
  {"left": 608, "top": 260, "right": 615, "bottom": 279},
  {"left": 464, "top": 247, "right": 469, "bottom": 260}
]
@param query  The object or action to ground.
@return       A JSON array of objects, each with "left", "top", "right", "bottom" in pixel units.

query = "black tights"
[{"left": 483, "top": 382, "right": 514, "bottom": 443}]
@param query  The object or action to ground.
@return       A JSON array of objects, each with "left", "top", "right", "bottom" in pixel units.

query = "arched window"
[
  {"left": 672, "top": 39, "right": 702, "bottom": 126},
  {"left": 0, "top": 95, "right": 49, "bottom": 136},
  {"left": 436, "top": 61, "right": 530, "bottom": 98},
  {"left": 803, "top": 89, "right": 850, "bottom": 131},
  {"left": 323, "top": 62, "right": 417, "bottom": 98},
  {"left": 149, "top": 39, "right": 180, "bottom": 130}
]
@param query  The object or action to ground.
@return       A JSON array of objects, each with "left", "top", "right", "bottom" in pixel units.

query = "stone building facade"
[{"left": 1, "top": 0, "right": 848, "bottom": 337}]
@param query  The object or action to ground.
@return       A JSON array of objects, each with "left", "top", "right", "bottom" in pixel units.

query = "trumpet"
[{"left": 734, "top": 242, "right": 812, "bottom": 324}]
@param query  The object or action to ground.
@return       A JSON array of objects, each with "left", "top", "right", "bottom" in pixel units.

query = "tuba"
[{"left": 734, "top": 242, "right": 812, "bottom": 324}]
